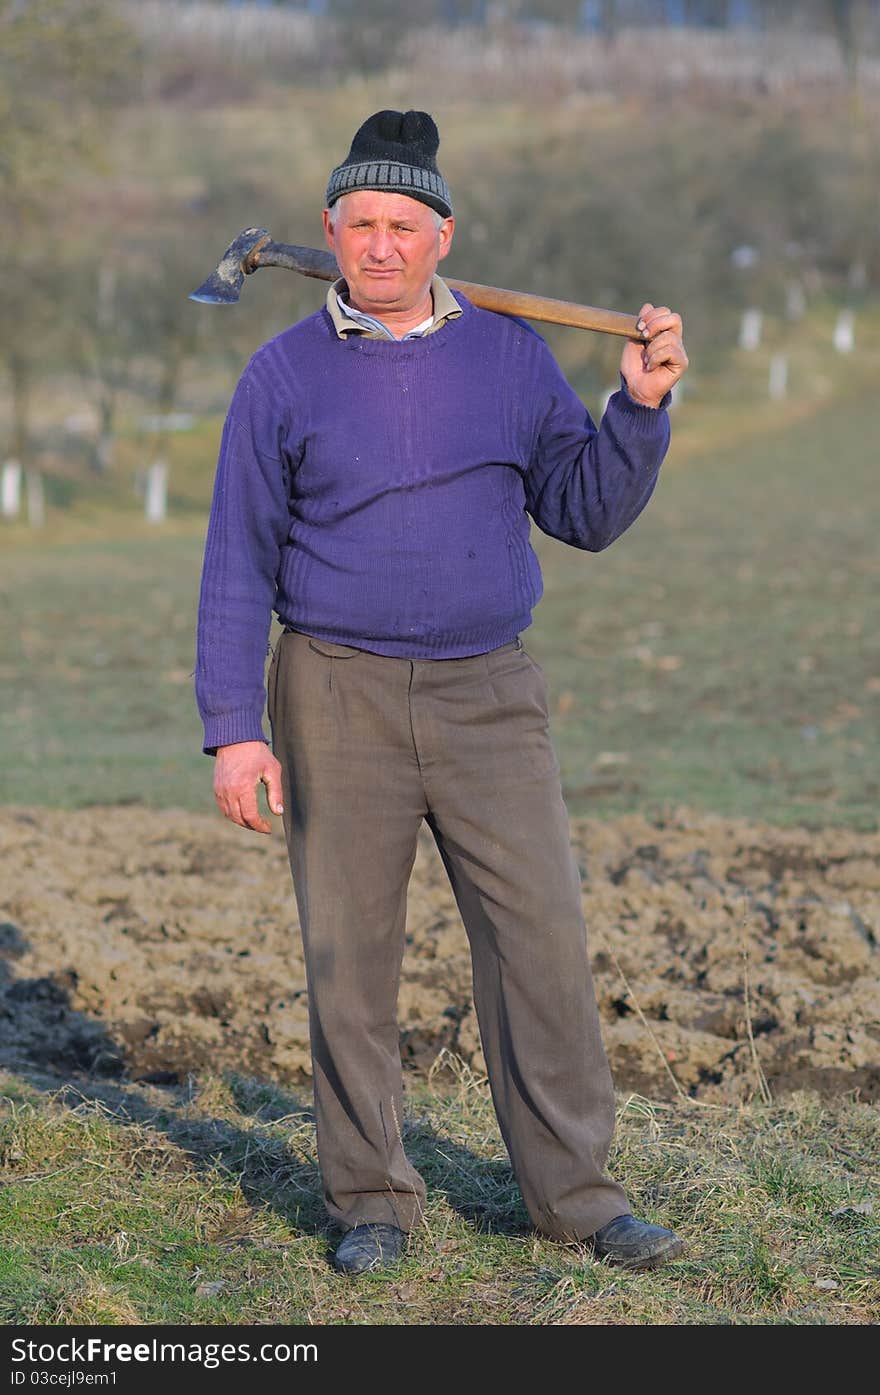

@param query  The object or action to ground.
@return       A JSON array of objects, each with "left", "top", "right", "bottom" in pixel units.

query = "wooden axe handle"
[
  {"left": 246, "top": 242, "right": 640, "bottom": 339},
  {"left": 444, "top": 278, "right": 641, "bottom": 340}
]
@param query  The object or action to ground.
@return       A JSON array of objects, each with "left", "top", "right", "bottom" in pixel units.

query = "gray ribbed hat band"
[{"left": 325, "top": 160, "right": 453, "bottom": 216}]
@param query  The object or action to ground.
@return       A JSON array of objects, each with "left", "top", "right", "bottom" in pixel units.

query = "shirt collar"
[{"left": 326, "top": 275, "right": 462, "bottom": 341}]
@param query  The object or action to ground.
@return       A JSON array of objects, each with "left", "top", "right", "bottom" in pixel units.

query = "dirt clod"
[{"left": 1, "top": 806, "right": 877, "bottom": 1102}]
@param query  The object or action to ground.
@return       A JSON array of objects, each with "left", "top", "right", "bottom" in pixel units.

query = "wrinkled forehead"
[{"left": 330, "top": 189, "right": 441, "bottom": 224}]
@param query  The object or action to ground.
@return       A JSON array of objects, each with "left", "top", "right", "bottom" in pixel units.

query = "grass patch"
[
  {"left": 0, "top": 387, "right": 876, "bottom": 826},
  {"left": 1, "top": 1063, "right": 877, "bottom": 1326}
]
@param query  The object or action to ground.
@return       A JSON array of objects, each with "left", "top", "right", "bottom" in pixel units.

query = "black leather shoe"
[
  {"left": 591, "top": 1214, "right": 684, "bottom": 1270},
  {"left": 331, "top": 1223, "right": 406, "bottom": 1275}
]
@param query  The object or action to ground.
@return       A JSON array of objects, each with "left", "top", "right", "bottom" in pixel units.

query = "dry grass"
[{"left": 2, "top": 1060, "right": 877, "bottom": 1326}]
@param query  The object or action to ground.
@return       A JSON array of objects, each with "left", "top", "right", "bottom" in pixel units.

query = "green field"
[{"left": 1, "top": 386, "right": 876, "bottom": 829}]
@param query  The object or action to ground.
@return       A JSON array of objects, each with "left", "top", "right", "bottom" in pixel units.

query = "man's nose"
[{"left": 367, "top": 229, "right": 395, "bottom": 261}]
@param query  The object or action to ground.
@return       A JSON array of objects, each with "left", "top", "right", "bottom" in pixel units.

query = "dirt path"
[{"left": 1, "top": 805, "right": 877, "bottom": 1102}]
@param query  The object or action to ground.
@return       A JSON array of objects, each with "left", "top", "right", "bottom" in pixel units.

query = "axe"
[{"left": 190, "top": 227, "right": 642, "bottom": 340}]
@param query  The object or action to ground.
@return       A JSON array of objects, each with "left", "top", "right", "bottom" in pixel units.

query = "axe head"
[{"left": 189, "top": 227, "right": 271, "bottom": 304}]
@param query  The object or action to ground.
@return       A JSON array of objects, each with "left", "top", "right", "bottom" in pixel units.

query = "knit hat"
[{"left": 325, "top": 109, "right": 453, "bottom": 219}]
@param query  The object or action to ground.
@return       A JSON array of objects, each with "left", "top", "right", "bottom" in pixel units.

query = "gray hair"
[{"left": 327, "top": 195, "right": 445, "bottom": 230}]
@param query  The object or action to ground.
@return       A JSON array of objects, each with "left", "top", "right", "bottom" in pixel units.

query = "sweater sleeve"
[
  {"left": 195, "top": 358, "right": 290, "bottom": 755},
  {"left": 524, "top": 348, "right": 671, "bottom": 551}
]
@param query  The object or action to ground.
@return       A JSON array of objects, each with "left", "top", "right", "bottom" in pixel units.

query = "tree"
[
  {"left": 327, "top": 0, "right": 439, "bottom": 71},
  {"left": 0, "top": 0, "right": 137, "bottom": 468}
]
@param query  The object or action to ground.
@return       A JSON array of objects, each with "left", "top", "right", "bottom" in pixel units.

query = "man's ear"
[
  {"left": 322, "top": 208, "right": 335, "bottom": 252},
  {"left": 437, "top": 216, "right": 455, "bottom": 262}
]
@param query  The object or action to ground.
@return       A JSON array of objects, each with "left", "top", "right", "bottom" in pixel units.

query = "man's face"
[{"left": 322, "top": 190, "right": 454, "bottom": 318}]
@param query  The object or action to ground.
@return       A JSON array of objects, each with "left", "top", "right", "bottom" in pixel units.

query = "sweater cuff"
[
  {"left": 202, "top": 710, "right": 269, "bottom": 757},
  {"left": 616, "top": 372, "right": 672, "bottom": 419}
]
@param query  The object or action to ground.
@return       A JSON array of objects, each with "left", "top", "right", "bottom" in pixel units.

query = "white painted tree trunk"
[
  {"left": 739, "top": 308, "right": 762, "bottom": 351},
  {"left": 145, "top": 459, "right": 168, "bottom": 523},
  {"left": 832, "top": 310, "right": 855, "bottom": 354},
  {"left": 769, "top": 353, "right": 788, "bottom": 400},
  {"left": 1, "top": 459, "right": 22, "bottom": 518},
  {"left": 785, "top": 281, "right": 806, "bottom": 320}
]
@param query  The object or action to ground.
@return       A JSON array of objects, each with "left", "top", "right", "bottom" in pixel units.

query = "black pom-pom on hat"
[
  {"left": 368, "top": 109, "right": 439, "bottom": 166},
  {"left": 326, "top": 109, "right": 453, "bottom": 218}
]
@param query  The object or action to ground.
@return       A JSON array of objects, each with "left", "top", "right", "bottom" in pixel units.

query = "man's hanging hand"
[{"left": 213, "top": 740, "right": 284, "bottom": 834}]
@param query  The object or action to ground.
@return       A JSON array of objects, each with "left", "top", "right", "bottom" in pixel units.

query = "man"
[{"left": 195, "top": 109, "right": 689, "bottom": 1276}]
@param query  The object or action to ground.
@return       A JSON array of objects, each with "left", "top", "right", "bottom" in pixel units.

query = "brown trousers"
[{"left": 267, "top": 628, "right": 629, "bottom": 1240}]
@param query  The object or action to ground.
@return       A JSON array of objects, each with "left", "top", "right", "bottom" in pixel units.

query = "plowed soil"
[{"left": 1, "top": 805, "right": 878, "bottom": 1103}]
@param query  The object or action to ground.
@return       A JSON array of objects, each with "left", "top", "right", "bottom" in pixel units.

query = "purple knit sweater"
[{"left": 195, "top": 292, "right": 670, "bottom": 754}]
